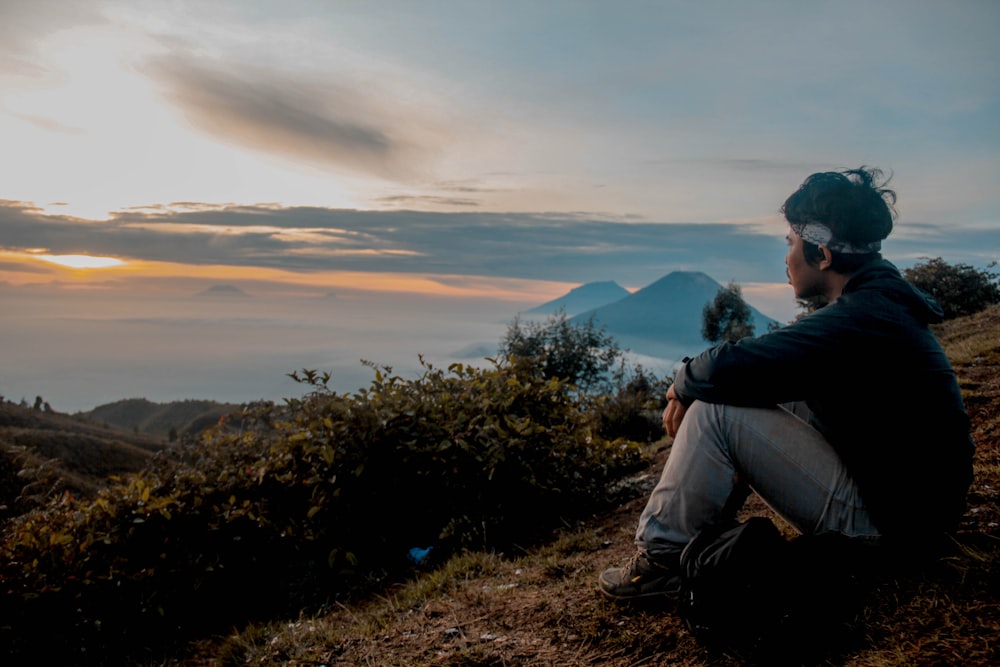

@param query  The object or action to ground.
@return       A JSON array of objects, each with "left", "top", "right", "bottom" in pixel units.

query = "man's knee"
[{"left": 675, "top": 400, "right": 724, "bottom": 440}]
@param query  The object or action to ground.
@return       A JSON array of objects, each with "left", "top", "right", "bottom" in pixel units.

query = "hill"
[
  {"left": 199, "top": 305, "right": 1000, "bottom": 666},
  {"left": 526, "top": 281, "right": 631, "bottom": 317},
  {"left": 570, "top": 271, "right": 778, "bottom": 360},
  {"left": 2, "top": 397, "right": 239, "bottom": 520},
  {"left": 80, "top": 398, "right": 240, "bottom": 440},
  {"left": 0, "top": 402, "right": 167, "bottom": 519}
]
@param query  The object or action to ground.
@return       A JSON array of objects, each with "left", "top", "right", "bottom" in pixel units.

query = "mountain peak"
[
  {"left": 526, "top": 280, "right": 630, "bottom": 316},
  {"left": 196, "top": 284, "right": 249, "bottom": 298},
  {"left": 645, "top": 270, "right": 717, "bottom": 287}
]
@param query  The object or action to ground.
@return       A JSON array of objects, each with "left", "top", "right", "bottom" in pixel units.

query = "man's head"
[{"left": 781, "top": 167, "right": 896, "bottom": 298}]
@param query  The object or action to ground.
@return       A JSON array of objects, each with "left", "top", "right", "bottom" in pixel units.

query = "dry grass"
[{"left": 182, "top": 307, "right": 1000, "bottom": 667}]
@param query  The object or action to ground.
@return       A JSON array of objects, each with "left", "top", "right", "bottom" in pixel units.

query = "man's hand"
[{"left": 662, "top": 384, "right": 688, "bottom": 438}]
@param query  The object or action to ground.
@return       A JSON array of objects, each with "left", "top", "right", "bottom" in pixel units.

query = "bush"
[
  {"left": 498, "top": 311, "right": 623, "bottom": 393},
  {"left": 903, "top": 257, "right": 1000, "bottom": 320},
  {"left": 0, "top": 359, "right": 646, "bottom": 663},
  {"left": 591, "top": 364, "right": 669, "bottom": 444},
  {"left": 498, "top": 312, "right": 668, "bottom": 442}
]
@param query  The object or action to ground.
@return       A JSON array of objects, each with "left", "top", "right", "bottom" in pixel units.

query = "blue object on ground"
[{"left": 408, "top": 546, "right": 433, "bottom": 564}]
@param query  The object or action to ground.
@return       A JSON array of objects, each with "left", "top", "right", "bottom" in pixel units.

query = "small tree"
[
  {"left": 790, "top": 295, "right": 830, "bottom": 323},
  {"left": 903, "top": 257, "right": 1000, "bottom": 320},
  {"left": 498, "top": 310, "right": 623, "bottom": 393},
  {"left": 702, "top": 282, "right": 755, "bottom": 343}
]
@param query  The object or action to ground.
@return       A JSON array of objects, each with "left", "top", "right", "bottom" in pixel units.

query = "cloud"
[
  {"left": 0, "top": 260, "right": 51, "bottom": 275},
  {"left": 0, "top": 0, "right": 104, "bottom": 78},
  {"left": 3, "top": 198, "right": 997, "bottom": 292},
  {"left": 143, "top": 55, "right": 430, "bottom": 181},
  {"left": 0, "top": 200, "right": 778, "bottom": 282},
  {"left": 885, "top": 222, "right": 1000, "bottom": 265},
  {"left": 8, "top": 111, "right": 85, "bottom": 133},
  {"left": 646, "top": 158, "right": 836, "bottom": 173},
  {"left": 376, "top": 195, "right": 482, "bottom": 208}
]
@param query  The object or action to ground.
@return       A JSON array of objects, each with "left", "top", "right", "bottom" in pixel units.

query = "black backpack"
[
  {"left": 678, "top": 517, "right": 791, "bottom": 648},
  {"left": 678, "top": 517, "right": 874, "bottom": 657}
]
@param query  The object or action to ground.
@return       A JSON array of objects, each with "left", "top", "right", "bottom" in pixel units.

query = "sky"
[{"left": 2, "top": 0, "right": 999, "bottom": 411}]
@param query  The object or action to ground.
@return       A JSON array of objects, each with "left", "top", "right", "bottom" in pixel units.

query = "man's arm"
[
  {"left": 662, "top": 384, "right": 688, "bottom": 437},
  {"left": 672, "top": 305, "right": 855, "bottom": 408}
]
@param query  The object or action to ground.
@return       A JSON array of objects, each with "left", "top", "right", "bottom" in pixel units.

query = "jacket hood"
[{"left": 843, "top": 259, "right": 945, "bottom": 324}]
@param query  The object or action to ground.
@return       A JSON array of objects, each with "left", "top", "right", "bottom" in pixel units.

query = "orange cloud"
[{"left": 0, "top": 250, "right": 566, "bottom": 303}]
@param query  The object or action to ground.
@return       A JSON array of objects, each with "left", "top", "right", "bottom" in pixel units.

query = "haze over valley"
[
  {"left": 2, "top": 271, "right": 789, "bottom": 413},
  {"left": 2, "top": 284, "right": 524, "bottom": 413}
]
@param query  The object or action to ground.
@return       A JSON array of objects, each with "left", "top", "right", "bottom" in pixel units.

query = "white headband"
[{"left": 791, "top": 221, "right": 881, "bottom": 255}]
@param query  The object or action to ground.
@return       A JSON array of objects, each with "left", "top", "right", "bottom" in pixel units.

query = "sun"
[{"left": 38, "top": 254, "right": 126, "bottom": 269}]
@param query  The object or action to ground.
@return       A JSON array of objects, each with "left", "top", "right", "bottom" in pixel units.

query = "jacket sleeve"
[{"left": 673, "top": 305, "right": 856, "bottom": 407}]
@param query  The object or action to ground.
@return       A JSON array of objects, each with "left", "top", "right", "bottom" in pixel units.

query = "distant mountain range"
[{"left": 524, "top": 271, "right": 779, "bottom": 361}]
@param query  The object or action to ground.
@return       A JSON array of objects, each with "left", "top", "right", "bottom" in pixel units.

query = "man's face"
[{"left": 785, "top": 229, "right": 825, "bottom": 299}]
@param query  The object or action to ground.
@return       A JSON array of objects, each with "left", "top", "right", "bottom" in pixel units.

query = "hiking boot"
[{"left": 598, "top": 551, "right": 682, "bottom": 602}]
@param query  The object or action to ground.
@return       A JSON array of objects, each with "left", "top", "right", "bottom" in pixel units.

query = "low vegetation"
[
  {"left": 0, "top": 402, "right": 165, "bottom": 519},
  {"left": 0, "top": 356, "right": 651, "bottom": 664}
]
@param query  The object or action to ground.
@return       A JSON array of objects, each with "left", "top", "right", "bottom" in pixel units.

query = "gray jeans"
[{"left": 636, "top": 401, "right": 881, "bottom": 558}]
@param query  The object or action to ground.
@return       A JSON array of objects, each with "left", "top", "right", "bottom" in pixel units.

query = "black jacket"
[{"left": 673, "top": 259, "right": 975, "bottom": 541}]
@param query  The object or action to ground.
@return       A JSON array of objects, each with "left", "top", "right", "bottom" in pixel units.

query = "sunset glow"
[{"left": 37, "top": 254, "right": 126, "bottom": 269}]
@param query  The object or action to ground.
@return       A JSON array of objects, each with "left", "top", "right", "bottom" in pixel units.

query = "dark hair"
[{"left": 782, "top": 166, "right": 897, "bottom": 272}]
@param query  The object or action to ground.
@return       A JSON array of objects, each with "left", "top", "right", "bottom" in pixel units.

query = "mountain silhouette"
[
  {"left": 526, "top": 280, "right": 631, "bottom": 317},
  {"left": 196, "top": 284, "right": 249, "bottom": 298},
  {"left": 564, "top": 271, "right": 778, "bottom": 360}
]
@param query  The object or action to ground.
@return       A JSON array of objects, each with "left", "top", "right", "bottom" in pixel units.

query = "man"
[{"left": 599, "top": 167, "right": 975, "bottom": 601}]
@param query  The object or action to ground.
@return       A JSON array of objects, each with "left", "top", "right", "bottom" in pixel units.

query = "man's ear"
[{"left": 818, "top": 245, "right": 834, "bottom": 270}]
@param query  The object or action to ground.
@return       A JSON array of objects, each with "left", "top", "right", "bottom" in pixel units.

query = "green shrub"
[
  {"left": 904, "top": 257, "right": 1000, "bottom": 320},
  {"left": 498, "top": 311, "right": 623, "bottom": 393},
  {"left": 496, "top": 309, "right": 670, "bottom": 443},
  {"left": 0, "top": 359, "right": 645, "bottom": 663},
  {"left": 590, "top": 365, "right": 668, "bottom": 444}
]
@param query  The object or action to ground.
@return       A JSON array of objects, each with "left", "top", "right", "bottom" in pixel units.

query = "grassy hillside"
[
  {"left": 80, "top": 398, "right": 240, "bottom": 440},
  {"left": 0, "top": 397, "right": 237, "bottom": 522},
  {"left": 0, "top": 402, "right": 167, "bottom": 518},
  {"left": 202, "top": 305, "right": 1000, "bottom": 667}
]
